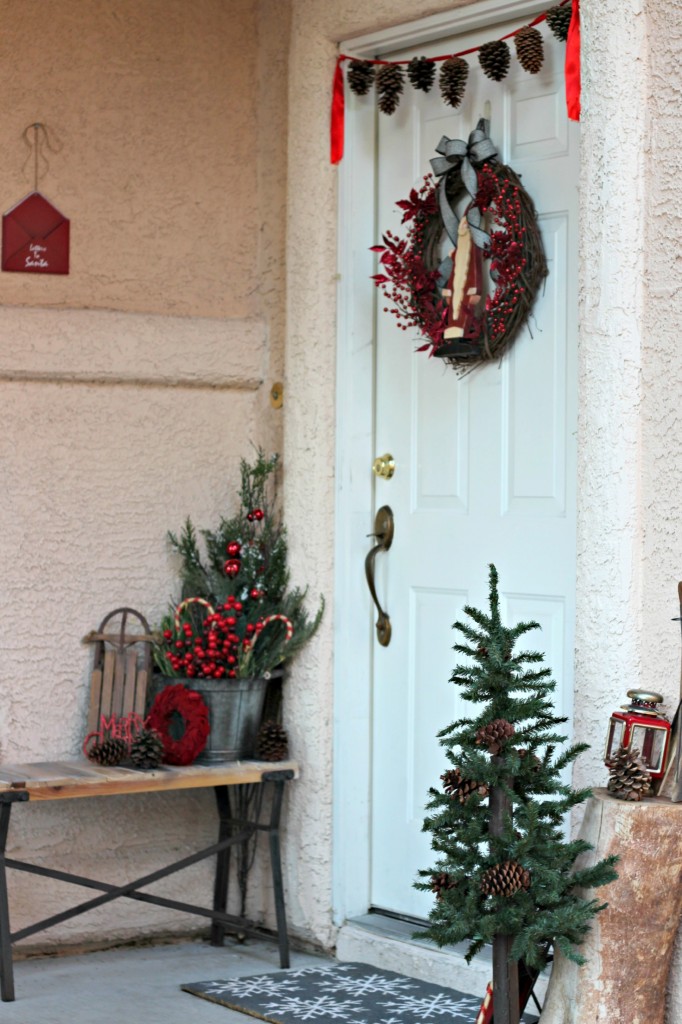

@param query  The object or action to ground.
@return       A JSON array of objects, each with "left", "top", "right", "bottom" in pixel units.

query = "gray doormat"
[{"left": 182, "top": 961, "right": 539, "bottom": 1022}]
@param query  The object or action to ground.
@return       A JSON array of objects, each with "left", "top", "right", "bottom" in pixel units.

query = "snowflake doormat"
[{"left": 181, "top": 962, "right": 539, "bottom": 1023}]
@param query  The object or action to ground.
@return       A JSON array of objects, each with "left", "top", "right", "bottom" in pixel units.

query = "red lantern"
[{"left": 604, "top": 690, "right": 671, "bottom": 779}]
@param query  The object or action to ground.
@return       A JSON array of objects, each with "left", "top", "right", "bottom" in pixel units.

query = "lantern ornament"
[{"left": 604, "top": 690, "right": 672, "bottom": 780}]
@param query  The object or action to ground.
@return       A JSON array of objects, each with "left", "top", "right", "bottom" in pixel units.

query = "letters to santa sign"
[{"left": 2, "top": 191, "right": 69, "bottom": 274}]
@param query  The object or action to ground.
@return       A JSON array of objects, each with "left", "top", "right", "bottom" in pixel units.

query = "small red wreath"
[{"left": 147, "top": 683, "right": 211, "bottom": 766}]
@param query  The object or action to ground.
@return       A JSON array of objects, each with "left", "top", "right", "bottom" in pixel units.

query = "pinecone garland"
[
  {"left": 347, "top": 59, "right": 375, "bottom": 97},
  {"left": 480, "top": 860, "right": 531, "bottom": 897},
  {"left": 475, "top": 718, "right": 515, "bottom": 755},
  {"left": 129, "top": 728, "right": 164, "bottom": 770},
  {"left": 439, "top": 57, "right": 469, "bottom": 108},
  {"left": 407, "top": 56, "right": 436, "bottom": 93},
  {"left": 377, "top": 65, "right": 405, "bottom": 115},
  {"left": 87, "top": 736, "right": 128, "bottom": 767},
  {"left": 257, "top": 720, "right": 289, "bottom": 762},
  {"left": 478, "top": 40, "right": 511, "bottom": 82},
  {"left": 515, "top": 26, "right": 544, "bottom": 74},
  {"left": 546, "top": 4, "right": 573, "bottom": 43},
  {"left": 441, "top": 768, "right": 489, "bottom": 804},
  {"left": 607, "top": 746, "right": 653, "bottom": 801}
]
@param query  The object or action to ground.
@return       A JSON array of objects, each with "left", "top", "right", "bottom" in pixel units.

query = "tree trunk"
[
  {"left": 490, "top": 778, "right": 520, "bottom": 1024},
  {"left": 540, "top": 789, "right": 682, "bottom": 1024}
]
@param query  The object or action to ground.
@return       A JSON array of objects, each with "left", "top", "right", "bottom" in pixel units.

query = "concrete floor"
[{"left": 4, "top": 937, "right": 329, "bottom": 1024}]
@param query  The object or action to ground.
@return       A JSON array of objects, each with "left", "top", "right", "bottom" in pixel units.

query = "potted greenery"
[{"left": 151, "top": 450, "right": 324, "bottom": 763}]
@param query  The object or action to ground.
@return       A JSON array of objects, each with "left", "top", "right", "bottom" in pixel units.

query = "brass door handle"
[
  {"left": 364, "top": 505, "right": 394, "bottom": 647},
  {"left": 372, "top": 453, "right": 395, "bottom": 480}
]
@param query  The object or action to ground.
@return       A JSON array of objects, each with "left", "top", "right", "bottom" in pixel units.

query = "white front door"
[{"left": 369, "top": 19, "right": 579, "bottom": 919}]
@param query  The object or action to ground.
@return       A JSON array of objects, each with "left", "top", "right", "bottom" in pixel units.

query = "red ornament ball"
[
  {"left": 224, "top": 558, "right": 241, "bottom": 578},
  {"left": 253, "top": 508, "right": 265, "bottom": 521},
  {"left": 250, "top": 588, "right": 263, "bottom": 600},
  {"left": 226, "top": 541, "right": 241, "bottom": 557}
]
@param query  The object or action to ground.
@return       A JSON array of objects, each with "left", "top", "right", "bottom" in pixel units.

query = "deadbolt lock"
[{"left": 372, "top": 453, "right": 395, "bottom": 480}]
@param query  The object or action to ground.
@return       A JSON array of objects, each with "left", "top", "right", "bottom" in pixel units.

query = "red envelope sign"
[{"left": 2, "top": 191, "right": 69, "bottom": 274}]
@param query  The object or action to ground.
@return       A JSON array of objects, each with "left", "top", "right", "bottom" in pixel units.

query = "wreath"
[
  {"left": 372, "top": 119, "right": 547, "bottom": 373},
  {"left": 147, "top": 683, "right": 211, "bottom": 766}
]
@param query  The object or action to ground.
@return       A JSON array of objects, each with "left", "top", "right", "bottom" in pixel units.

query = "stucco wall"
[{"left": 0, "top": 0, "right": 290, "bottom": 948}]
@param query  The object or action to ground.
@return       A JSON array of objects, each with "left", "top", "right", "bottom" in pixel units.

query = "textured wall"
[
  {"left": 641, "top": 3, "right": 682, "bottom": 1019},
  {"left": 572, "top": 1, "right": 649, "bottom": 793},
  {"left": 0, "top": 0, "right": 290, "bottom": 949}
]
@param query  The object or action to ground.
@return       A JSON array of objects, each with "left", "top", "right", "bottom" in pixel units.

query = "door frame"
[{"left": 332, "top": 0, "right": 556, "bottom": 927}]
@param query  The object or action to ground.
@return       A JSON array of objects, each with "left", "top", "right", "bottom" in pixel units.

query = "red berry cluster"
[
  {"left": 162, "top": 598, "right": 265, "bottom": 679},
  {"left": 371, "top": 176, "right": 449, "bottom": 354},
  {"left": 478, "top": 165, "right": 528, "bottom": 345}
]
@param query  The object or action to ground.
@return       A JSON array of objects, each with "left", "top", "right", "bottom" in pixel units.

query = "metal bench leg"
[
  {"left": 0, "top": 796, "right": 22, "bottom": 1002},
  {"left": 211, "top": 786, "right": 231, "bottom": 947},
  {"left": 268, "top": 779, "right": 289, "bottom": 968}
]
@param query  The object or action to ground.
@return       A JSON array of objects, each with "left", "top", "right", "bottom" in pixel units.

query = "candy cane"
[
  {"left": 259, "top": 614, "right": 294, "bottom": 643},
  {"left": 174, "top": 597, "right": 216, "bottom": 632},
  {"left": 237, "top": 614, "right": 294, "bottom": 678}
]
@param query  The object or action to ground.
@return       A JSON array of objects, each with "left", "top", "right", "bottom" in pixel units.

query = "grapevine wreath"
[
  {"left": 372, "top": 119, "right": 547, "bottom": 373},
  {"left": 147, "top": 683, "right": 211, "bottom": 766}
]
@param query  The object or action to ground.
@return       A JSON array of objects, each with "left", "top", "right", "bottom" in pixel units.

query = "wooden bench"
[{"left": 0, "top": 758, "right": 298, "bottom": 1001}]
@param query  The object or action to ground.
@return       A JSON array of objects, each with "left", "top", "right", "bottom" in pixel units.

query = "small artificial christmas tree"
[
  {"left": 155, "top": 450, "right": 323, "bottom": 680},
  {"left": 417, "top": 565, "right": 618, "bottom": 1024}
]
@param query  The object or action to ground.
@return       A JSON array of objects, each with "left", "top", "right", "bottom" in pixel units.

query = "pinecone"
[
  {"left": 480, "top": 860, "right": 531, "bottom": 897},
  {"left": 441, "top": 768, "right": 489, "bottom": 804},
  {"left": 129, "top": 728, "right": 164, "bottom": 770},
  {"left": 475, "top": 718, "right": 515, "bottom": 755},
  {"left": 377, "top": 65, "right": 405, "bottom": 115},
  {"left": 407, "top": 56, "right": 435, "bottom": 93},
  {"left": 257, "top": 720, "right": 289, "bottom": 762},
  {"left": 607, "top": 746, "right": 653, "bottom": 801},
  {"left": 515, "top": 26, "right": 544, "bottom": 74},
  {"left": 439, "top": 57, "right": 468, "bottom": 109},
  {"left": 87, "top": 736, "right": 128, "bottom": 767},
  {"left": 478, "top": 40, "right": 511, "bottom": 82},
  {"left": 546, "top": 4, "right": 573, "bottom": 43},
  {"left": 430, "top": 872, "right": 457, "bottom": 900},
  {"left": 347, "top": 59, "right": 375, "bottom": 97},
  {"left": 516, "top": 748, "right": 542, "bottom": 772}
]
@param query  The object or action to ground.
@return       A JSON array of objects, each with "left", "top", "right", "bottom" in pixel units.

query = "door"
[{"left": 370, "top": 19, "right": 579, "bottom": 918}]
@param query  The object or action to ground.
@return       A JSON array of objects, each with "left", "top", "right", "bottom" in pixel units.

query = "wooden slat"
[
  {"left": 111, "top": 649, "right": 127, "bottom": 718},
  {"left": 133, "top": 667, "right": 148, "bottom": 719},
  {"left": 100, "top": 649, "right": 116, "bottom": 725},
  {"left": 86, "top": 666, "right": 104, "bottom": 737},
  {"left": 121, "top": 648, "right": 138, "bottom": 718},
  {"left": 0, "top": 760, "right": 299, "bottom": 800},
  {"left": 83, "top": 632, "right": 158, "bottom": 645}
]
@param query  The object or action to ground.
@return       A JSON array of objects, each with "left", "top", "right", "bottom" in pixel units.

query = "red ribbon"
[
  {"left": 565, "top": 0, "right": 581, "bottom": 121},
  {"left": 331, "top": 56, "right": 345, "bottom": 165}
]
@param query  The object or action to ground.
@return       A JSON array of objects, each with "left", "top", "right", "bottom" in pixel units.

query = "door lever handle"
[{"left": 364, "top": 505, "right": 394, "bottom": 647}]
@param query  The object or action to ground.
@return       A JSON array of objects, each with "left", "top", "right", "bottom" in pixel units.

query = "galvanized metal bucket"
[{"left": 147, "top": 674, "right": 275, "bottom": 763}]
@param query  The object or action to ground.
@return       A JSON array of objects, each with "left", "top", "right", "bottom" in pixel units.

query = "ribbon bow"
[{"left": 430, "top": 118, "right": 497, "bottom": 285}]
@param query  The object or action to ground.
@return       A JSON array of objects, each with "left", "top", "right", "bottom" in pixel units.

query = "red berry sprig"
[{"left": 162, "top": 597, "right": 265, "bottom": 680}]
